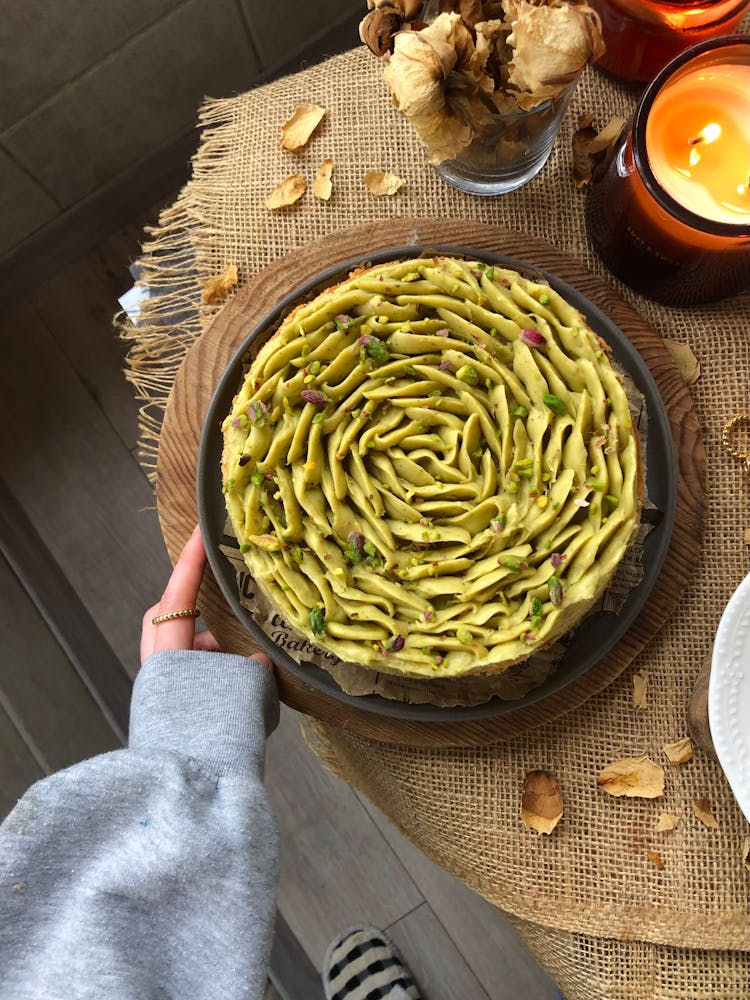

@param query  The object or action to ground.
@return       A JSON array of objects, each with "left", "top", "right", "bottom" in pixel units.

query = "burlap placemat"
[{"left": 120, "top": 40, "right": 750, "bottom": 1000}]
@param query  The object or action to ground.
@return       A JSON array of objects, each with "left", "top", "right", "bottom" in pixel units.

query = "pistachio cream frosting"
[{"left": 221, "top": 256, "right": 642, "bottom": 679}]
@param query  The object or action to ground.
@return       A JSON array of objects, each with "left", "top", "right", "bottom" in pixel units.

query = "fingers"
[
  {"left": 247, "top": 652, "right": 274, "bottom": 671},
  {"left": 139, "top": 527, "right": 277, "bottom": 672},
  {"left": 140, "top": 526, "right": 207, "bottom": 663},
  {"left": 193, "top": 629, "right": 222, "bottom": 653}
]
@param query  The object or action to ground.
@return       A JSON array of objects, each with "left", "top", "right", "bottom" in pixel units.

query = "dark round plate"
[{"left": 197, "top": 245, "right": 676, "bottom": 722}]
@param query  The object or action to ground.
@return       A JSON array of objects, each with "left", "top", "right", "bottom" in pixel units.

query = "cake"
[{"left": 221, "top": 255, "right": 642, "bottom": 678}]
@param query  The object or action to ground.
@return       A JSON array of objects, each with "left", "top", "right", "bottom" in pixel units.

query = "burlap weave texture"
[{"left": 121, "top": 41, "right": 750, "bottom": 1000}]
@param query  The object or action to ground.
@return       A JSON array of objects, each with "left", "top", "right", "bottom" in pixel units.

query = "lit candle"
[
  {"left": 590, "top": 0, "right": 750, "bottom": 83},
  {"left": 586, "top": 36, "right": 750, "bottom": 307},
  {"left": 646, "top": 63, "right": 750, "bottom": 224}
]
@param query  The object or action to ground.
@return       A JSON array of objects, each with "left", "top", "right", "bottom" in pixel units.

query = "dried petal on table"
[
  {"left": 313, "top": 158, "right": 334, "bottom": 201},
  {"left": 597, "top": 756, "right": 665, "bottom": 798},
  {"left": 265, "top": 175, "right": 307, "bottom": 210},
  {"left": 665, "top": 340, "right": 701, "bottom": 385},
  {"left": 742, "top": 836, "right": 750, "bottom": 871},
  {"left": 647, "top": 850, "right": 665, "bottom": 870},
  {"left": 656, "top": 812, "right": 680, "bottom": 832},
  {"left": 694, "top": 797, "right": 719, "bottom": 829},
  {"left": 364, "top": 170, "right": 407, "bottom": 196},
  {"left": 572, "top": 113, "right": 627, "bottom": 188},
  {"left": 520, "top": 769, "right": 564, "bottom": 834},
  {"left": 663, "top": 737, "right": 694, "bottom": 765},
  {"left": 201, "top": 264, "right": 238, "bottom": 305},
  {"left": 632, "top": 669, "right": 649, "bottom": 710},
  {"left": 505, "top": 0, "right": 605, "bottom": 109},
  {"left": 279, "top": 104, "right": 326, "bottom": 153}
]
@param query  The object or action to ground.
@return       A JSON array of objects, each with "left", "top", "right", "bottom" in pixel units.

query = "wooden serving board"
[{"left": 156, "top": 218, "right": 706, "bottom": 747}]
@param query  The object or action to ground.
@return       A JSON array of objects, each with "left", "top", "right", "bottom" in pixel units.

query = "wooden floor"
[{"left": 0, "top": 215, "right": 558, "bottom": 1000}]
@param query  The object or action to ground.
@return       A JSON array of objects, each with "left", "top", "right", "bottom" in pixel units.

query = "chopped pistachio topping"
[
  {"left": 548, "top": 575, "right": 563, "bottom": 606},
  {"left": 456, "top": 365, "right": 478, "bottom": 385},
  {"left": 543, "top": 393, "right": 568, "bottom": 417},
  {"left": 309, "top": 606, "right": 326, "bottom": 636}
]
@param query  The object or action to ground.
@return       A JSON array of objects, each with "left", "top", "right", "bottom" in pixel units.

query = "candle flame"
[{"left": 688, "top": 123, "right": 722, "bottom": 147}]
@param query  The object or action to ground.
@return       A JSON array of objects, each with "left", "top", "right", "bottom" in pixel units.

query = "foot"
[{"left": 323, "top": 924, "right": 422, "bottom": 1000}]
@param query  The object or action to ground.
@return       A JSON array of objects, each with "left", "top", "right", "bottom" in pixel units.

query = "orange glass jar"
[
  {"left": 585, "top": 36, "right": 750, "bottom": 306},
  {"left": 589, "top": 0, "right": 749, "bottom": 82}
]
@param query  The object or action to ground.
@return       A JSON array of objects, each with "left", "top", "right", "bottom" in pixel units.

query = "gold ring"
[
  {"left": 151, "top": 608, "right": 201, "bottom": 625},
  {"left": 722, "top": 413, "right": 750, "bottom": 471}
]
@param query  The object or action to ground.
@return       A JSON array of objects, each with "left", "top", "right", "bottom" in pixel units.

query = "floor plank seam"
[{"left": 0, "top": 687, "right": 51, "bottom": 775}]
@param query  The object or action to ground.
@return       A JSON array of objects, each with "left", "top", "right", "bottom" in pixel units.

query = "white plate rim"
[{"left": 709, "top": 570, "right": 750, "bottom": 823}]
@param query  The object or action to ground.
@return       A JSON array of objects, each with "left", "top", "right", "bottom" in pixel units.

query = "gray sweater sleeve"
[{"left": 0, "top": 650, "right": 280, "bottom": 1000}]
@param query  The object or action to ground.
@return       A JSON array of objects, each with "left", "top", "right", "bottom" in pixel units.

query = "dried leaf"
[
  {"left": 662, "top": 737, "right": 693, "bottom": 766},
  {"left": 632, "top": 670, "right": 649, "bottom": 710},
  {"left": 647, "top": 850, "right": 665, "bottom": 870},
  {"left": 313, "top": 158, "right": 334, "bottom": 201},
  {"left": 572, "top": 113, "right": 627, "bottom": 187},
  {"left": 742, "top": 836, "right": 750, "bottom": 871},
  {"left": 364, "top": 170, "right": 407, "bottom": 196},
  {"left": 665, "top": 340, "right": 700, "bottom": 384},
  {"left": 521, "top": 769, "right": 563, "bottom": 834},
  {"left": 597, "top": 757, "right": 664, "bottom": 798},
  {"left": 694, "top": 797, "right": 719, "bottom": 829},
  {"left": 744, "top": 526, "right": 750, "bottom": 545},
  {"left": 279, "top": 104, "right": 326, "bottom": 153},
  {"left": 201, "top": 264, "right": 238, "bottom": 305},
  {"left": 265, "top": 175, "right": 307, "bottom": 210},
  {"left": 656, "top": 812, "right": 680, "bottom": 832}
]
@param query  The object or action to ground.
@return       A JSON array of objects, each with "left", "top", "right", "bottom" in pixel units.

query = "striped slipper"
[{"left": 323, "top": 925, "right": 422, "bottom": 1000}]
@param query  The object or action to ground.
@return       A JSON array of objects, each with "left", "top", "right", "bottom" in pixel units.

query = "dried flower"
[
  {"left": 521, "top": 770, "right": 563, "bottom": 834},
  {"left": 656, "top": 813, "right": 679, "bottom": 832},
  {"left": 505, "top": 0, "right": 605, "bottom": 109},
  {"left": 364, "top": 1, "right": 604, "bottom": 161},
  {"left": 572, "top": 112, "right": 627, "bottom": 187},
  {"left": 597, "top": 757, "right": 664, "bottom": 798},
  {"left": 694, "top": 797, "right": 719, "bottom": 829},
  {"left": 359, "top": 0, "right": 423, "bottom": 56},
  {"left": 665, "top": 339, "right": 701, "bottom": 385},
  {"left": 313, "top": 158, "right": 334, "bottom": 201},
  {"left": 382, "top": 12, "right": 493, "bottom": 163},
  {"left": 202, "top": 264, "right": 238, "bottom": 304},
  {"left": 632, "top": 670, "right": 649, "bottom": 710},
  {"left": 663, "top": 737, "right": 693, "bottom": 765},
  {"left": 280, "top": 104, "right": 326, "bottom": 152},
  {"left": 265, "top": 174, "right": 307, "bottom": 209},
  {"left": 647, "top": 850, "right": 665, "bottom": 870},
  {"left": 364, "top": 170, "right": 407, "bottom": 195}
]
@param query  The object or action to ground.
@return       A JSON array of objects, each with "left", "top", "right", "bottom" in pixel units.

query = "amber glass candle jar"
[
  {"left": 589, "top": 0, "right": 749, "bottom": 82},
  {"left": 585, "top": 36, "right": 750, "bottom": 307}
]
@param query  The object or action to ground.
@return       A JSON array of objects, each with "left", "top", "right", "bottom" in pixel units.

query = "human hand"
[{"left": 141, "top": 525, "right": 224, "bottom": 664}]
